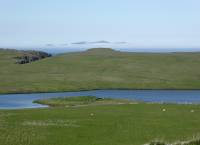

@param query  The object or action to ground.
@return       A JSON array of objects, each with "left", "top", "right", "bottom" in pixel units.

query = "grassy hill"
[{"left": 1, "top": 48, "right": 200, "bottom": 93}]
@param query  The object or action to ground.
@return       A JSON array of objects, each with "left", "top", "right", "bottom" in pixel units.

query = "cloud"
[
  {"left": 69, "top": 40, "right": 127, "bottom": 45},
  {"left": 61, "top": 43, "right": 68, "bottom": 46},
  {"left": 71, "top": 41, "right": 88, "bottom": 45},
  {"left": 114, "top": 42, "right": 128, "bottom": 44},
  {"left": 71, "top": 40, "right": 111, "bottom": 45},
  {"left": 90, "top": 40, "right": 110, "bottom": 44},
  {"left": 46, "top": 44, "right": 54, "bottom": 47}
]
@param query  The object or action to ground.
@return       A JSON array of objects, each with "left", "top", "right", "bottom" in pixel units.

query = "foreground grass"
[
  {"left": 33, "top": 96, "right": 135, "bottom": 107},
  {"left": 1, "top": 48, "right": 200, "bottom": 93},
  {"left": 1, "top": 103, "right": 200, "bottom": 145}
]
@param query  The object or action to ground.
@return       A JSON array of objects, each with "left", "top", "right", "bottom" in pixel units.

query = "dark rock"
[{"left": 15, "top": 50, "right": 52, "bottom": 64}]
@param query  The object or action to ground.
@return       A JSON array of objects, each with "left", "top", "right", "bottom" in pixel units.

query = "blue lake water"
[{"left": 1, "top": 90, "right": 200, "bottom": 109}]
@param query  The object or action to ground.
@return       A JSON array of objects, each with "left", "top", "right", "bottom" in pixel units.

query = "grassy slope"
[
  {"left": 1, "top": 104, "right": 200, "bottom": 145},
  {"left": 1, "top": 48, "right": 200, "bottom": 93}
]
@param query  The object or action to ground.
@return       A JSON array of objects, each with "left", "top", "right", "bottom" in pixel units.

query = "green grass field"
[
  {"left": 1, "top": 103, "right": 200, "bottom": 145},
  {"left": 1, "top": 48, "right": 200, "bottom": 94}
]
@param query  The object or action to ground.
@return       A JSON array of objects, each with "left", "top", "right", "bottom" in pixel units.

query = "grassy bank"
[
  {"left": 148, "top": 139, "right": 200, "bottom": 145},
  {"left": 1, "top": 103, "right": 200, "bottom": 145},
  {"left": 33, "top": 96, "right": 134, "bottom": 107},
  {"left": 1, "top": 48, "right": 200, "bottom": 93}
]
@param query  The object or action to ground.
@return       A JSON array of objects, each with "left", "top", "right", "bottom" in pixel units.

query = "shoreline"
[{"left": 1, "top": 88, "right": 200, "bottom": 95}]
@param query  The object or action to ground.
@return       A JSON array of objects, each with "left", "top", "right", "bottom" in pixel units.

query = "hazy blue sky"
[{"left": 0, "top": 0, "right": 200, "bottom": 49}]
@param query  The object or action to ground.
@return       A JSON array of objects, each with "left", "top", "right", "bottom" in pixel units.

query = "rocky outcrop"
[{"left": 15, "top": 50, "right": 52, "bottom": 64}]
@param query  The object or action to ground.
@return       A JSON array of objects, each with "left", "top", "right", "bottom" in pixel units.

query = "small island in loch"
[{"left": 33, "top": 96, "right": 136, "bottom": 107}]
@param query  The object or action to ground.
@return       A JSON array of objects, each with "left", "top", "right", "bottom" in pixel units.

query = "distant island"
[{"left": 0, "top": 48, "right": 200, "bottom": 94}]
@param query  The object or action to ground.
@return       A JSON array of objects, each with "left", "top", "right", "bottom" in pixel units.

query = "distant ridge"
[
  {"left": 85, "top": 48, "right": 120, "bottom": 55},
  {"left": 86, "top": 48, "right": 116, "bottom": 52}
]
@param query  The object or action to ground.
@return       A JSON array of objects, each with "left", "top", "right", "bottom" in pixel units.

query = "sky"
[{"left": 0, "top": 0, "right": 200, "bottom": 50}]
